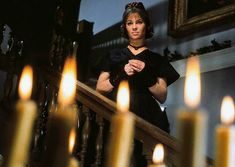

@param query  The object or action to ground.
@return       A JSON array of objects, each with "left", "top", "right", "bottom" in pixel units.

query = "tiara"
[{"left": 125, "top": 2, "right": 145, "bottom": 10}]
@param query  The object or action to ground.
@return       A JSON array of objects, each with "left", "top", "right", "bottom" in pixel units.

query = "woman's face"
[{"left": 125, "top": 12, "right": 146, "bottom": 41}]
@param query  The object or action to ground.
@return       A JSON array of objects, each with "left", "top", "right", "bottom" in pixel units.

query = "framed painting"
[{"left": 168, "top": 0, "right": 235, "bottom": 37}]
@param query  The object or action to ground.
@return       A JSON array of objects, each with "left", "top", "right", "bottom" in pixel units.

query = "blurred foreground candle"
[
  {"left": 3, "top": 65, "right": 37, "bottom": 167},
  {"left": 148, "top": 144, "right": 166, "bottom": 167},
  {"left": 106, "top": 81, "right": 134, "bottom": 167},
  {"left": 67, "top": 128, "right": 79, "bottom": 167},
  {"left": 215, "top": 96, "right": 235, "bottom": 167},
  {"left": 177, "top": 56, "right": 207, "bottom": 167},
  {"left": 43, "top": 56, "right": 78, "bottom": 167},
  {"left": 67, "top": 158, "right": 79, "bottom": 167}
]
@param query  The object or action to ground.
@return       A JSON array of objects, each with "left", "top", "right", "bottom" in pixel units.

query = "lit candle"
[
  {"left": 106, "top": 81, "right": 135, "bottom": 167},
  {"left": 3, "top": 65, "right": 37, "bottom": 167},
  {"left": 215, "top": 96, "right": 235, "bottom": 167},
  {"left": 177, "top": 56, "right": 208, "bottom": 167},
  {"left": 43, "top": 56, "right": 78, "bottom": 167},
  {"left": 67, "top": 158, "right": 79, "bottom": 167},
  {"left": 148, "top": 144, "right": 166, "bottom": 167},
  {"left": 69, "top": 128, "right": 76, "bottom": 155},
  {"left": 67, "top": 128, "right": 80, "bottom": 167}
]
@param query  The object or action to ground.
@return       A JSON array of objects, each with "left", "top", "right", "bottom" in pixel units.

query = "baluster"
[
  {"left": 144, "top": 146, "right": 153, "bottom": 166},
  {"left": 80, "top": 106, "right": 91, "bottom": 167},
  {"left": 74, "top": 102, "right": 82, "bottom": 156},
  {"left": 92, "top": 115, "right": 104, "bottom": 167}
]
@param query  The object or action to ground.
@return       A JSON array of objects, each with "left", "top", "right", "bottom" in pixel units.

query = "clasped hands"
[{"left": 124, "top": 59, "right": 145, "bottom": 76}]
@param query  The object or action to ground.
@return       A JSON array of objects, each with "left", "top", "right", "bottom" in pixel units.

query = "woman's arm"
[
  {"left": 148, "top": 77, "right": 167, "bottom": 104},
  {"left": 96, "top": 71, "right": 114, "bottom": 94}
]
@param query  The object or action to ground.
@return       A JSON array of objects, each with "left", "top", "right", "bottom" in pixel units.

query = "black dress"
[
  {"left": 100, "top": 48, "right": 179, "bottom": 167},
  {"left": 101, "top": 48, "right": 179, "bottom": 132}
]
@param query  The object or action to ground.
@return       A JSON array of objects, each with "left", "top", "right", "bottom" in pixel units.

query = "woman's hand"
[
  {"left": 124, "top": 63, "right": 135, "bottom": 76},
  {"left": 124, "top": 59, "right": 145, "bottom": 76},
  {"left": 128, "top": 59, "right": 145, "bottom": 73}
]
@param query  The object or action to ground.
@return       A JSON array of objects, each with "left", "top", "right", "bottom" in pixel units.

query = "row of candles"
[{"left": 1, "top": 52, "right": 234, "bottom": 167}]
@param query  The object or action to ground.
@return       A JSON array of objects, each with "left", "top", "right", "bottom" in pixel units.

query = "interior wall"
[{"left": 79, "top": 0, "right": 235, "bottom": 158}]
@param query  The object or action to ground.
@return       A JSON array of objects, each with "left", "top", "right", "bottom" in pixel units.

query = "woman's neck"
[
  {"left": 129, "top": 39, "right": 145, "bottom": 47},
  {"left": 129, "top": 40, "right": 146, "bottom": 50},
  {"left": 129, "top": 43, "right": 146, "bottom": 50},
  {"left": 128, "top": 39, "right": 148, "bottom": 55}
]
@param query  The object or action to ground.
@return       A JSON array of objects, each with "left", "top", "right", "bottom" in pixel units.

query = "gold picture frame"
[{"left": 168, "top": 0, "right": 235, "bottom": 37}]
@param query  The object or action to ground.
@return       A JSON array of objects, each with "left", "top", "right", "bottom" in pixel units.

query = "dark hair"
[{"left": 120, "top": 2, "right": 154, "bottom": 39}]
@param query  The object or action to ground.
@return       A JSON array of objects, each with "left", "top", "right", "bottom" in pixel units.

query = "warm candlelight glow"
[
  {"left": 58, "top": 56, "right": 77, "bottom": 106},
  {"left": 18, "top": 65, "right": 33, "bottom": 100},
  {"left": 221, "top": 96, "right": 235, "bottom": 125},
  {"left": 152, "top": 144, "right": 164, "bottom": 164},
  {"left": 117, "top": 81, "right": 130, "bottom": 112},
  {"left": 69, "top": 128, "right": 76, "bottom": 154},
  {"left": 184, "top": 56, "right": 201, "bottom": 109}
]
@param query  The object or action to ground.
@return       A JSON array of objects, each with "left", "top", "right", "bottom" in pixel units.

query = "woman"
[
  {"left": 96, "top": 2, "right": 180, "bottom": 166},
  {"left": 96, "top": 2, "right": 179, "bottom": 133}
]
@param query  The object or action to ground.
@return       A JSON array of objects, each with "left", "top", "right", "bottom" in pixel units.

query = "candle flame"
[
  {"left": 117, "top": 81, "right": 130, "bottom": 112},
  {"left": 18, "top": 65, "right": 33, "bottom": 100},
  {"left": 184, "top": 56, "right": 201, "bottom": 109},
  {"left": 152, "top": 143, "right": 164, "bottom": 164},
  {"left": 69, "top": 128, "right": 76, "bottom": 154},
  {"left": 58, "top": 56, "right": 77, "bottom": 106},
  {"left": 221, "top": 96, "right": 234, "bottom": 125}
]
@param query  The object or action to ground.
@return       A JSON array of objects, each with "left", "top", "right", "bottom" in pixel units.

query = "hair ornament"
[{"left": 125, "top": 2, "right": 145, "bottom": 10}]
